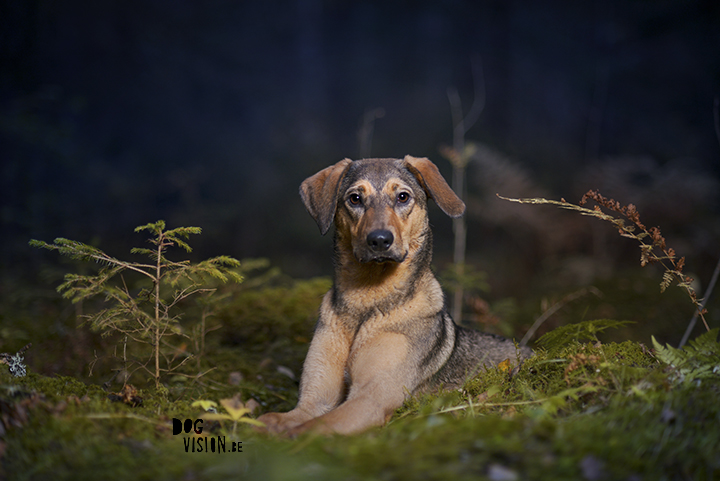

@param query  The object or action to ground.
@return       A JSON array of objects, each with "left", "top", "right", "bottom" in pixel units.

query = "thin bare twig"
[
  {"left": 679, "top": 259, "right": 720, "bottom": 347},
  {"left": 680, "top": 97, "right": 720, "bottom": 346},
  {"left": 521, "top": 287, "right": 602, "bottom": 346},
  {"left": 444, "top": 56, "right": 486, "bottom": 323},
  {"left": 357, "top": 107, "right": 385, "bottom": 158}
]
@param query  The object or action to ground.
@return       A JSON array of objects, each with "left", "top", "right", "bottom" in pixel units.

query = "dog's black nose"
[{"left": 367, "top": 229, "right": 394, "bottom": 252}]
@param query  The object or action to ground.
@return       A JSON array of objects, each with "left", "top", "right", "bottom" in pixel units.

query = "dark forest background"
[{"left": 2, "top": 0, "right": 720, "bottom": 328}]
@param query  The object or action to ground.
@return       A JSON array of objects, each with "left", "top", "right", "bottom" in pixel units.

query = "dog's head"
[{"left": 300, "top": 156, "right": 465, "bottom": 264}]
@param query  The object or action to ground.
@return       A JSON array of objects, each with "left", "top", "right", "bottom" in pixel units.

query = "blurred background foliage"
[{"left": 1, "top": 0, "right": 720, "bottom": 377}]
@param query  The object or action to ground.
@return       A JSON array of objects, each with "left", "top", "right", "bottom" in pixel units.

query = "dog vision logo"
[{"left": 173, "top": 418, "right": 243, "bottom": 454}]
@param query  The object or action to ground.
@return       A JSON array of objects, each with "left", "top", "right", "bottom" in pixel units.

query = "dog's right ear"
[{"left": 299, "top": 158, "right": 353, "bottom": 235}]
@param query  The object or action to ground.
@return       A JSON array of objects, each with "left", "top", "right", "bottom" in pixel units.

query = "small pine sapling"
[{"left": 30, "top": 221, "right": 242, "bottom": 388}]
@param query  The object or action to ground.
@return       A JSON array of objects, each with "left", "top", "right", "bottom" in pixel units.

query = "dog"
[{"left": 258, "top": 156, "right": 532, "bottom": 435}]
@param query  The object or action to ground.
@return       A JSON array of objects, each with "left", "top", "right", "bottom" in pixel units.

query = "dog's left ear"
[
  {"left": 403, "top": 155, "right": 465, "bottom": 218},
  {"left": 300, "top": 158, "right": 353, "bottom": 235}
]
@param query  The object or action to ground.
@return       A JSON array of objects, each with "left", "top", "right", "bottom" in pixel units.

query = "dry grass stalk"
[{"left": 498, "top": 191, "right": 710, "bottom": 333}]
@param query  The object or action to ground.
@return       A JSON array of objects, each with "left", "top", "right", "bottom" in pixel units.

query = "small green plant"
[
  {"left": 652, "top": 329, "right": 720, "bottom": 386},
  {"left": 193, "top": 397, "right": 264, "bottom": 437},
  {"left": 536, "top": 319, "right": 634, "bottom": 355},
  {"left": 30, "top": 221, "right": 243, "bottom": 388}
]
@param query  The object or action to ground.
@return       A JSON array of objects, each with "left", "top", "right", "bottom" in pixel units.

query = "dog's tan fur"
[{"left": 258, "top": 156, "right": 531, "bottom": 435}]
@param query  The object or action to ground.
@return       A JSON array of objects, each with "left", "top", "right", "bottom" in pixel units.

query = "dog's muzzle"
[{"left": 362, "top": 229, "right": 405, "bottom": 263}]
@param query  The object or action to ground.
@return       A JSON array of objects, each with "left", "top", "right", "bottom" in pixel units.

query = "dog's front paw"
[
  {"left": 256, "top": 412, "right": 287, "bottom": 434},
  {"left": 257, "top": 411, "right": 311, "bottom": 435}
]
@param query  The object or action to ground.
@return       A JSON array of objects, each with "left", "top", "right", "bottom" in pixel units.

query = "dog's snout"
[{"left": 367, "top": 229, "right": 394, "bottom": 252}]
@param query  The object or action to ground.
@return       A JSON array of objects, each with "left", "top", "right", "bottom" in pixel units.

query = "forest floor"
[{"left": 1, "top": 262, "right": 719, "bottom": 481}]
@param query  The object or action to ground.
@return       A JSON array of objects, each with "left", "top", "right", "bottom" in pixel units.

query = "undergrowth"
[
  {"left": 652, "top": 328, "right": 720, "bottom": 386},
  {"left": 3, "top": 322, "right": 718, "bottom": 480},
  {"left": 30, "top": 221, "right": 243, "bottom": 387}
]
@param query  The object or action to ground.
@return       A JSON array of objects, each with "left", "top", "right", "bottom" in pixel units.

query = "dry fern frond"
[
  {"left": 660, "top": 271, "right": 675, "bottom": 293},
  {"left": 498, "top": 191, "right": 710, "bottom": 333}
]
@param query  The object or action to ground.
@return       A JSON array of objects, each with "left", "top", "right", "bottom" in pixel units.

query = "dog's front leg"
[
  {"left": 287, "top": 332, "right": 414, "bottom": 436},
  {"left": 258, "top": 317, "right": 350, "bottom": 434}
]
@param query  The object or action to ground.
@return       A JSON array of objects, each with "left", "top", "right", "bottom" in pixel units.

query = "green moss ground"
[
  {"left": 3, "top": 337, "right": 719, "bottom": 480},
  {"left": 1, "top": 269, "right": 719, "bottom": 480}
]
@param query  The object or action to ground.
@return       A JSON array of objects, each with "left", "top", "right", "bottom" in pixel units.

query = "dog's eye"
[
  {"left": 348, "top": 194, "right": 362, "bottom": 205},
  {"left": 397, "top": 192, "right": 411, "bottom": 204}
]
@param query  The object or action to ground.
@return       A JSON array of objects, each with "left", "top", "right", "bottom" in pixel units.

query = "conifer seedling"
[{"left": 31, "top": 221, "right": 243, "bottom": 388}]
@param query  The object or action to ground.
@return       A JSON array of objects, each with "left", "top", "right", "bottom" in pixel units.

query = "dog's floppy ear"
[
  {"left": 300, "top": 158, "right": 353, "bottom": 235},
  {"left": 403, "top": 155, "right": 465, "bottom": 218}
]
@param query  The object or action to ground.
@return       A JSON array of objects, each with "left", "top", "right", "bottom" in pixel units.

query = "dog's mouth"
[{"left": 357, "top": 251, "right": 407, "bottom": 264}]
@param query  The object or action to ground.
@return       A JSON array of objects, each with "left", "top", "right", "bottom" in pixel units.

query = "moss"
[
  {"left": 251, "top": 378, "right": 719, "bottom": 481},
  {"left": 3, "top": 335, "right": 719, "bottom": 481},
  {"left": 217, "top": 276, "right": 331, "bottom": 350},
  {"left": 3, "top": 262, "right": 719, "bottom": 480}
]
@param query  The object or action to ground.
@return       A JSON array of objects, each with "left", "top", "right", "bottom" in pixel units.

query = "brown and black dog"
[{"left": 258, "top": 156, "right": 531, "bottom": 435}]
